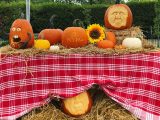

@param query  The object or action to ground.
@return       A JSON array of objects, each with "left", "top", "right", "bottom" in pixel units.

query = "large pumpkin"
[
  {"left": 104, "top": 4, "right": 133, "bottom": 30},
  {"left": 38, "top": 29, "right": 62, "bottom": 45},
  {"left": 9, "top": 19, "right": 34, "bottom": 49},
  {"left": 62, "top": 27, "right": 88, "bottom": 48}
]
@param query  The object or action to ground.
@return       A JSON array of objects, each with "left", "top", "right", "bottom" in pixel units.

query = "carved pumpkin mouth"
[{"left": 13, "top": 35, "right": 21, "bottom": 42}]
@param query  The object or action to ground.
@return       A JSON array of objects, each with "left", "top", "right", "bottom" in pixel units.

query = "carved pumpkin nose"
[{"left": 13, "top": 35, "right": 21, "bottom": 42}]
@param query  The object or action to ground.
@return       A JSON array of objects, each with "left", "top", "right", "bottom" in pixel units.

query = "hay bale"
[
  {"left": 21, "top": 89, "right": 138, "bottom": 120},
  {"left": 106, "top": 26, "right": 144, "bottom": 45}
]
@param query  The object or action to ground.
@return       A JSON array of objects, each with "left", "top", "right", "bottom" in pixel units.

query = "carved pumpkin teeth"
[{"left": 13, "top": 35, "right": 21, "bottom": 42}]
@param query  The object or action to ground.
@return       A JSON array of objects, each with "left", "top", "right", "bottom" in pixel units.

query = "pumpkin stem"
[
  {"left": 73, "top": 19, "right": 85, "bottom": 28},
  {"left": 49, "top": 14, "right": 57, "bottom": 28}
]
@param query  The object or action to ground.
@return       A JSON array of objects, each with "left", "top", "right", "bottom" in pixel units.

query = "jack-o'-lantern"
[
  {"left": 62, "top": 91, "right": 92, "bottom": 117},
  {"left": 9, "top": 19, "right": 34, "bottom": 49},
  {"left": 62, "top": 27, "right": 88, "bottom": 48},
  {"left": 38, "top": 29, "right": 62, "bottom": 45},
  {"left": 104, "top": 4, "right": 133, "bottom": 30}
]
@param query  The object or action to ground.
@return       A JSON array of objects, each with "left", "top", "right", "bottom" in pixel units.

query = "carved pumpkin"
[
  {"left": 104, "top": 4, "right": 133, "bottom": 30},
  {"left": 38, "top": 29, "right": 62, "bottom": 45},
  {"left": 97, "top": 40, "right": 115, "bottom": 49},
  {"left": 62, "top": 27, "right": 88, "bottom": 48},
  {"left": 62, "top": 91, "right": 92, "bottom": 117},
  {"left": 9, "top": 19, "right": 34, "bottom": 49}
]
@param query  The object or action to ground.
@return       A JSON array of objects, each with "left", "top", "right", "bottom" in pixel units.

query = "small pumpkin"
[
  {"left": 9, "top": 19, "right": 34, "bottom": 49},
  {"left": 97, "top": 40, "right": 115, "bottom": 49},
  {"left": 38, "top": 29, "right": 62, "bottom": 45},
  {"left": 34, "top": 39, "right": 50, "bottom": 50},
  {"left": 104, "top": 4, "right": 133, "bottom": 30},
  {"left": 106, "top": 31, "right": 116, "bottom": 44},
  {"left": 62, "top": 91, "right": 92, "bottom": 117},
  {"left": 122, "top": 38, "right": 142, "bottom": 48},
  {"left": 62, "top": 27, "right": 88, "bottom": 48}
]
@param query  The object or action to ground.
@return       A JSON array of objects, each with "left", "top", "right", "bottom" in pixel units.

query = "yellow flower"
[{"left": 86, "top": 24, "right": 105, "bottom": 44}]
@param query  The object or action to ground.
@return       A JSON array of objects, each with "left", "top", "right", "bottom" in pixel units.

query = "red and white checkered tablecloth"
[{"left": 0, "top": 52, "right": 160, "bottom": 120}]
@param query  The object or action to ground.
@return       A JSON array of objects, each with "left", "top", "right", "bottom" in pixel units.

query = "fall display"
[
  {"left": 9, "top": 19, "right": 34, "bottom": 49},
  {"left": 62, "top": 91, "right": 92, "bottom": 116},
  {"left": 104, "top": 4, "right": 133, "bottom": 30},
  {"left": 62, "top": 27, "right": 88, "bottom": 48}
]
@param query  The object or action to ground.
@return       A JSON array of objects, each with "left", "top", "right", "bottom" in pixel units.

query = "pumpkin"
[
  {"left": 62, "top": 27, "right": 88, "bottom": 48},
  {"left": 122, "top": 38, "right": 142, "bottom": 48},
  {"left": 57, "top": 29, "right": 63, "bottom": 42},
  {"left": 49, "top": 45, "right": 60, "bottom": 51},
  {"left": 34, "top": 39, "right": 50, "bottom": 50},
  {"left": 104, "top": 4, "right": 133, "bottom": 30},
  {"left": 9, "top": 19, "right": 34, "bottom": 49},
  {"left": 97, "top": 40, "right": 115, "bottom": 49},
  {"left": 106, "top": 31, "right": 116, "bottom": 44},
  {"left": 62, "top": 91, "right": 92, "bottom": 117},
  {"left": 38, "top": 29, "right": 62, "bottom": 45}
]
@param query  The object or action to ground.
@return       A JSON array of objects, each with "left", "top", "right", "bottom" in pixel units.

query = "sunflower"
[{"left": 86, "top": 24, "right": 105, "bottom": 44}]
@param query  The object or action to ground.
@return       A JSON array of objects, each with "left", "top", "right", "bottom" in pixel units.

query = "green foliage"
[
  {"left": 127, "top": 1, "right": 156, "bottom": 38},
  {"left": 154, "top": 0, "right": 160, "bottom": 37},
  {"left": 0, "top": 1, "right": 157, "bottom": 40}
]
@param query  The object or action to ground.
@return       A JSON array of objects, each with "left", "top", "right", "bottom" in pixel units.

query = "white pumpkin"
[
  {"left": 122, "top": 38, "right": 142, "bottom": 48},
  {"left": 49, "top": 45, "right": 60, "bottom": 51}
]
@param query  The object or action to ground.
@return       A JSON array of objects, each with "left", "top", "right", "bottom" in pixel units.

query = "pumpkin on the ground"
[
  {"left": 62, "top": 91, "right": 92, "bottom": 117},
  {"left": 104, "top": 4, "right": 133, "bottom": 30},
  {"left": 9, "top": 19, "right": 34, "bottom": 49},
  {"left": 62, "top": 27, "right": 88, "bottom": 48},
  {"left": 34, "top": 39, "right": 50, "bottom": 50},
  {"left": 38, "top": 29, "right": 62, "bottom": 45}
]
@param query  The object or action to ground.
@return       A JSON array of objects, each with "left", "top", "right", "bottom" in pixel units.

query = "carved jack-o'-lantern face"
[
  {"left": 9, "top": 19, "right": 34, "bottom": 49},
  {"left": 104, "top": 4, "right": 133, "bottom": 30}
]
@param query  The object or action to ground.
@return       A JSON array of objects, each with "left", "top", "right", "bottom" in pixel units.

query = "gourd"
[
  {"left": 34, "top": 39, "right": 50, "bottom": 50},
  {"left": 122, "top": 38, "right": 142, "bottom": 48}
]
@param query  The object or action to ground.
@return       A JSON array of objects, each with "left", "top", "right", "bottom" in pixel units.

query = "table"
[{"left": 0, "top": 53, "right": 160, "bottom": 120}]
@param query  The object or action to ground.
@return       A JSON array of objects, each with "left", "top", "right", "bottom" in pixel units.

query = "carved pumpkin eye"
[
  {"left": 12, "top": 27, "right": 16, "bottom": 31},
  {"left": 17, "top": 28, "right": 21, "bottom": 31}
]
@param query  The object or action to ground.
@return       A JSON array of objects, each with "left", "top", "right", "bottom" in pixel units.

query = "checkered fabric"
[{"left": 0, "top": 53, "right": 160, "bottom": 120}]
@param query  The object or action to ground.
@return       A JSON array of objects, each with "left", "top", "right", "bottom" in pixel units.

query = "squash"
[
  {"left": 9, "top": 19, "right": 34, "bottom": 49},
  {"left": 62, "top": 91, "right": 92, "bottom": 117},
  {"left": 104, "top": 4, "right": 133, "bottom": 30},
  {"left": 38, "top": 29, "right": 62, "bottom": 45},
  {"left": 122, "top": 38, "right": 142, "bottom": 48},
  {"left": 97, "top": 40, "right": 115, "bottom": 49},
  {"left": 34, "top": 39, "right": 50, "bottom": 50},
  {"left": 62, "top": 27, "right": 88, "bottom": 48}
]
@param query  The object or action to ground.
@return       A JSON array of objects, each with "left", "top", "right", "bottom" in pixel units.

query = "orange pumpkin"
[
  {"left": 9, "top": 19, "right": 34, "bottom": 49},
  {"left": 62, "top": 27, "right": 88, "bottom": 48},
  {"left": 104, "top": 4, "right": 133, "bottom": 30},
  {"left": 106, "top": 31, "right": 116, "bottom": 44},
  {"left": 38, "top": 29, "right": 62, "bottom": 45},
  {"left": 97, "top": 40, "right": 115, "bottom": 49}
]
